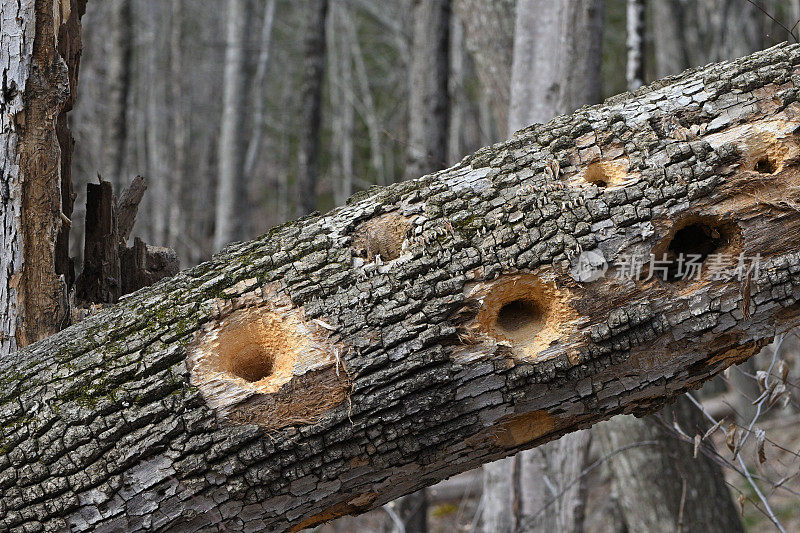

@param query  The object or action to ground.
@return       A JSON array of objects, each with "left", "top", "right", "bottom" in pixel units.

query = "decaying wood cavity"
[
  {"left": 187, "top": 282, "right": 349, "bottom": 431},
  {"left": 465, "top": 274, "right": 577, "bottom": 360},
  {"left": 350, "top": 212, "right": 412, "bottom": 262}
]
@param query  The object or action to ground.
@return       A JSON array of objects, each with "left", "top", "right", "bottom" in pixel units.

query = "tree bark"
[
  {"left": 4, "top": 43, "right": 800, "bottom": 532},
  {"left": 297, "top": 0, "right": 329, "bottom": 216},
  {"left": 401, "top": 1, "right": 451, "bottom": 527},
  {"left": 592, "top": 5, "right": 745, "bottom": 528},
  {"left": 0, "top": 0, "right": 85, "bottom": 357},
  {"left": 213, "top": 0, "right": 250, "bottom": 250}
]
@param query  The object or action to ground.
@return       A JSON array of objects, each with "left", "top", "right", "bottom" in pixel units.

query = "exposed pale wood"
[{"left": 5, "top": 44, "right": 800, "bottom": 532}]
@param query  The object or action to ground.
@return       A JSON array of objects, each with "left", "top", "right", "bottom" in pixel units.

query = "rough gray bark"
[
  {"left": 591, "top": 7, "right": 746, "bottom": 526},
  {"left": 400, "top": 1, "right": 452, "bottom": 527},
  {"left": 297, "top": 0, "right": 329, "bottom": 215},
  {"left": 406, "top": 0, "right": 451, "bottom": 177},
  {"left": 4, "top": 43, "right": 800, "bottom": 532},
  {"left": 452, "top": 0, "right": 515, "bottom": 135},
  {"left": 0, "top": 0, "right": 85, "bottom": 357},
  {"left": 213, "top": 0, "right": 250, "bottom": 250},
  {"left": 508, "top": 0, "right": 604, "bottom": 129},
  {"left": 595, "top": 397, "right": 744, "bottom": 533}
]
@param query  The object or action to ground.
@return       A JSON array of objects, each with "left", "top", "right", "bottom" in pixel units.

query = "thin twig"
[
  {"left": 686, "top": 393, "right": 788, "bottom": 532},
  {"left": 744, "top": 0, "right": 798, "bottom": 43}
]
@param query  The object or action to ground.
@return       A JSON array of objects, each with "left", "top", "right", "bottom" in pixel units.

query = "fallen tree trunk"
[{"left": 6, "top": 43, "right": 800, "bottom": 532}]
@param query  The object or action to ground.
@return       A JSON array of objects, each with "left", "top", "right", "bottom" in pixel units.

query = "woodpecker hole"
[
  {"left": 585, "top": 162, "right": 609, "bottom": 187},
  {"left": 351, "top": 213, "right": 412, "bottom": 262},
  {"left": 225, "top": 344, "right": 275, "bottom": 382},
  {"left": 579, "top": 159, "right": 631, "bottom": 188},
  {"left": 468, "top": 274, "right": 575, "bottom": 360},
  {"left": 496, "top": 299, "right": 543, "bottom": 337},
  {"left": 754, "top": 156, "right": 777, "bottom": 174},
  {"left": 213, "top": 313, "right": 292, "bottom": 383},
  {"left": 653, "top": 216, "right": 739, "bottom": 283}
]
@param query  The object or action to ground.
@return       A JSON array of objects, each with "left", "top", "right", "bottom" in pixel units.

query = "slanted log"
[{"left": 5, "top": 44, "right": 800, "bottom": 532}]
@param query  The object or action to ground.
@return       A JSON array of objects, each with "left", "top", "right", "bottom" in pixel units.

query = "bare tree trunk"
[
  {"left": 452, "top": 0, "right": 515, "bottom": 135},
  {"left": 214, "top": 0, "right": 250, "bottom": 249},
  {"left": 0, "top": 0, "right": 85, "bottom": 357},
  {"left": 518, "top": 431, "right": 593, "bottom": 532},
  {"left": 343, "top": 11, "right": 386, "bottom": 185},
  {"left": 105, "top": 0, "right": 132, "bottom": 191},
  {"left": 297, "top": 0, "right": 329, "bottom": 215},
  {"left": 508, "top": 0, "right": 604, "bottom": 130},
  {"left": 168, "top": 0, "right": 186, "bottom": 260},
  {"left": 448, "top": 15, "right": 465, "bottom": 165},
  {"left": 650, "top": 0, "right": 686, "bottom": 78},
  {"left": 244, "top": 0, "right": 277, "bottom": 181},
  {"left": 626, "top": 0, "right": 645, "bottom": 91},
  {"left": 3, "top": 42, "right": 800, "bottom": 531},
  {"left": 651, "top": 0, "right": 766, "bottom": 79},
  {"left": 595, "top": 397, "right": 744, "bottom": 532},
  {"left": 406, "top": 0, "right": 451, "bottom": 177},
  {"left": 144, "top": 1, "right": 169, "bottom": 246},
  {"left": 328, "top": 1, "right": 354, "bottom": 207}
]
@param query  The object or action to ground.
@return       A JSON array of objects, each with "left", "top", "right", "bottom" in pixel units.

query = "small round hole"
[
  {"left": 585, "top": 162, "right": 610, "bottom": 187},
  {"left": 754, "top": 157, "right": 776, "bottom": 174},
  {"left": 226, "top": 344, "right": 275, "bottom": 382},
  {"left": 496, "top": 299, "right": 541, "bottom": 334}
]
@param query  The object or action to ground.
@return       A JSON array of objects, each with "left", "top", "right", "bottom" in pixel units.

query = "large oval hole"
[{"left": 653, "top": 216, "right": 739, "bottom": 283}]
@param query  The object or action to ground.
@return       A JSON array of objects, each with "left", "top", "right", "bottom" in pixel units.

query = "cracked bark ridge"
[{"left": 6, "top": 44, "right": 800, "bottom": 532}]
